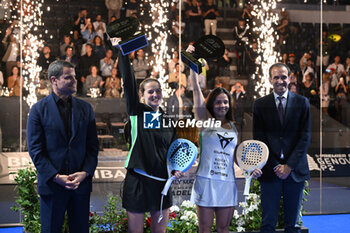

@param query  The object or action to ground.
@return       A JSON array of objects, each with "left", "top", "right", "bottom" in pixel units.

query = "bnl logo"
[{"left": 143, "top": 111, "right": 161, "bottom": 129}]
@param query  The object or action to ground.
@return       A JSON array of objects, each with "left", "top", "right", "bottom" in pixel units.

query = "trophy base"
[
  {"left": 181, "top": 51, "right": 202, "bottom": 74},
  {"left": 119, "top": 33, "right": 149, "bottom": 55}
]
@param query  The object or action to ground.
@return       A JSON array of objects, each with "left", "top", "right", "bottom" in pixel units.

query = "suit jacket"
[
  {"left": 253, "top": 92, "right": 311, "bottom": 182},
  {"left": 27, "top": 93, "right": 99, "bottom": 195}
]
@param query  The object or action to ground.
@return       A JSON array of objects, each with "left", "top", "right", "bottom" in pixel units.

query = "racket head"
[
  {"left": 167, "top": 138, "right": 198, "bottom": 173},
  {"left": 236, "top": 140, "right": 269, "bottom": 173}
]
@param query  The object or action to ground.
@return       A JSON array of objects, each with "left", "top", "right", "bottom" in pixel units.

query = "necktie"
[{"left": 277, "top": 96, "right": 284, "bottom": 125}]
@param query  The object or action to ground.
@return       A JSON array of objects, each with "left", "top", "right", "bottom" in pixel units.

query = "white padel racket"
[
  {"left": 236, "top": 140, "right": 269, "bottom": 196},
  {"left": 158, "top": 138, "right": 198, "bottom": 223}
]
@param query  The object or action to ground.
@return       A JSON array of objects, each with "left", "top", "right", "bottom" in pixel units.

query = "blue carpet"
[
  {"left": 0, "top": 228, "right": 21, "bottom": 233},
  {"left": 1, "top": 214, "right": 349, "bottom": 232},
  {"left": 302, "top": 214, "right": 350, "bottom": 233}
]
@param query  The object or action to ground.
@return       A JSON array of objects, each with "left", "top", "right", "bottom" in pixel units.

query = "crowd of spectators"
[{"left": 0, "top": 0, "right": 350, "bottom": 127}]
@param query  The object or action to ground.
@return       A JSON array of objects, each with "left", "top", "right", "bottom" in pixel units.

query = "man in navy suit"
[
  {"left": 27, "top": 60, "right": 99, "bottom": 233},
  {"left": 253, "top": 63, "right": 311, "bottom": 233}
]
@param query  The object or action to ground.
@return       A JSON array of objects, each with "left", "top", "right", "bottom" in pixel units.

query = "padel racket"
[
  {"left": 236, "top": 140, "right": 269, "bottom": 196},
  {"left": 158, "top": 138, "right": 198, "bottom": 222}
]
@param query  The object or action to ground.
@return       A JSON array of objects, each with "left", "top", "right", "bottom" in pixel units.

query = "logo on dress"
[
  {"left": 143, "top": 111, "right": 161, "bottom": 129},
  {"left": 217, "top": 133, "right": 234, "bottom": 150}
]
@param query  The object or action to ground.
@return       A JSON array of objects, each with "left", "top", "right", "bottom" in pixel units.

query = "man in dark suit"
[
  {"left": 253, "top": 63, "right": 311, "bottom": 233},
  {"left": 27, "top": 60, "right": 99, "bottom": 233}
]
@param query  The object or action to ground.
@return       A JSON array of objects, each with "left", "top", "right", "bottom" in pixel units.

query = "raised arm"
[
  {"left": 190, "top": 69, "right": 208, "bottom": 120},
  {"left": 118, "top": 51, "right": 139, "bottom": 116}
]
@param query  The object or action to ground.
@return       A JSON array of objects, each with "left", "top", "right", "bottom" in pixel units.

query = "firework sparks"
[
  {"left": 251, "top": 0, "right": 281, "bottom": 97},
  {"left": 10, "top": 0, "right": 44, "bottom": 108},
  {"left": 140, "top": 0, "right": 172, "bottom": 97}
]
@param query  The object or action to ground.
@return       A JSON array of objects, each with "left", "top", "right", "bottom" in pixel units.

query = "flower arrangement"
[
  {"left": 13, "top": 168, "right": 309, "bottom": 233},
  {"left": 167, "top": 200, "right": 199, "bottom": 233}
]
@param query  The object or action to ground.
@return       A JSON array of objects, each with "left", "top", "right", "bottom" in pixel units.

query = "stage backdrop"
[{"left": 1, "top": 150, "right": 350, "bottom": 185}]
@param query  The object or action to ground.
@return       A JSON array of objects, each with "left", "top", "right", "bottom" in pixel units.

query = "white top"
[
  {"left": 93, "top": 21, "right": 106, "bottom": 39},
  {"left": 196, "top": 122, "right": 238, "bottom": 181}
]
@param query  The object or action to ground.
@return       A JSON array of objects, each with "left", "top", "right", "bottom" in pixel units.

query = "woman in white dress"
[{"left": 190, "top": 70, "right": 261, "bottom": 233}]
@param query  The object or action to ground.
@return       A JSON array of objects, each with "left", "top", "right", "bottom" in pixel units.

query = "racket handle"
[
  {"left": 243, "top": 176, "right": 252, "bottom": 196},
  {"left": 161, "top": 176, "right": 175, "bottom": 196}
]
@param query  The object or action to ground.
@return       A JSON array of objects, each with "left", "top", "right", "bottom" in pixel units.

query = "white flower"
[
  {"left": 170, "top": 205, "right": 180, "bottom": 213},
  {"left": 180, "top": 215, "right": 188, "bottom": 221},
  {"left": 186, "top": 222, "right": 190, "bottom": 226},
  {"left": 181, "top": 200, "right": 192, "bottom": 208},
  {"left": 237, "top": 226, "right": 245, "bottom": 232},
  {"left": 233, "top": 210, "right": 240, "bottom": 219}
]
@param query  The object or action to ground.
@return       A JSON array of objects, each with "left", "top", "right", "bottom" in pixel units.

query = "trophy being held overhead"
[
  {"left": 107, "top": 17, "right": 149, "bottom": 55},
  {"left": 181, "top": 35, "right": 225, "bottom": 74}
]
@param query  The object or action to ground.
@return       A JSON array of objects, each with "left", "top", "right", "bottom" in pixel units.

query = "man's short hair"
[
  {"left": 48, "top": 60, "right": 75, "bottom": 83},
  {"left": 269, "top": 63, "right": 291, "bottom": 78}
]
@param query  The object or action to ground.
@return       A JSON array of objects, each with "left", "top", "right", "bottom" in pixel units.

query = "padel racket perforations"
[
  {"left": 236, "top": 140, "right": 269, "bottom": 196},
  {"left": 158, "top": 138, "right": 198, "bottom": 223}
]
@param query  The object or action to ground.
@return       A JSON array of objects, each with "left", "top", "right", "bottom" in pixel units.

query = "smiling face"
[
  {"left": 51, "top": 67, "right": 77, "bottom": 97},
  {"left": 213, "top": 93, "right": 230, "bottom": 120},
  {"left": 270, "top": 65, "right": 290, "bottom": 96},
  {"left": 141, "top": 81, "right": 162, "bottom": 110}
]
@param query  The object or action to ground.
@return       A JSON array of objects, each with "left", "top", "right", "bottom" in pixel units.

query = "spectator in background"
[
  {"left": 288, "top": 83, "right": 298, "bottom": 94},
  {"left": 287, "top": 53, "right": 300, "bottom": 79},
  {"left": 171, "top": 14, "right": 185, "bottom": 45},
  {"left": 217, "top": 48, "right": 232, "bottom": 76},
  {"left": 72, "top": 29, "right": 84, "bottom": 56},
  {"left": 230, "top": 81, "right": 247, "bottom": 136},
  {"left": 168, "top": 63, "right": 187, "bottom": 89},
  {"left": 84, "top": 65, "right": 104, "bottom": 97},
  {"left": 37, "top": 45, "right": 55, "bottom": 79},
  {"left": 125, "top": 0, "right": 138, "bottom": 17},
  {"left": 2, "top": 27, "right": 19, "bottom": 78},
  {"left": 202, "top": 0, "right": 219, "bottom": 35},
  {"left": 281, "top": 53, "right": 288, "bottom": 64},
  {"left": 186, "top": 0, "right": 202, "bottom": 42},
  {"left": 78, "top": 43, "right": 99, "bottom": 96},
  {"left": 100, "top": 49, "right": 115, "bottom": 79},
  {"left": 105, "top": 0, "right": 123, "bottom": 19},
  {"left": 300, "top": 72, "right": 318, "bottom": 106},
  {"left": 60, "top": 35, "right": 75, "bottom": 57},
  {"left": 276, "top": 18, "right": 290, "bottom": 53},
  {"left": 7, "top": 65, "right": 22, "bottom": 96},
  {"left": 316, "top": 31, "right": 331, "bottom": 71},
  {"left": 168, "top": 50, "right": 184, "bottom": 74},
  {"left": 246, "top": 41, "right": 259, "bottom": 75},
  {"left": 335, "top": 76, "right": 347, "bottom": 124},
  {"left": 344, "top": 57, "right": 350, "bottom": 84},
  {"left": 93, "top": 14, "right": 106, "bottom": 40},
  {"left": 327, "top": 55, "right": 344, "bottom": 88},
  {"left": 60, "top": 46, "right": 79, "bottom": 68},
  {"left": 320, "top": 72, "right": 330, "bottom": 115},
  {"left": 233, "top": 18, "right": 250, "bottom": 75},
  {"left": 92, "top": 35, "right": 106, "bottom": 60},
  {"left": 104, "top": 67, "right": 121, "bottom": 98},
  {"left": 241, "top": 3, "right": 253, "bottom": 25},
  {"left": 167, "top": 83, "right": 192, "bottom": 120},
  {"left": 74, "top": 8, "right": 88, "bottom": 31},
  {"left": 300, "top": 53, "right": 315, "bottom": 83},
  {"left": 132, "top": 49, "right": 149, "bottom": 86},
  {"left": 81, "top": 18, "right": 96, "bottom": 43}
]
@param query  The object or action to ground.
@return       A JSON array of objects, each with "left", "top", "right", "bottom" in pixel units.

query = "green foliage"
[
  {"left": 11, "top": 166, "right": 41, "bottom": 233},
  {"left": 230, "top": 179, "right": 310, "bottom": 232},
  {"left": 89, "top": 196, "right": 128, "bottom": 233}
]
